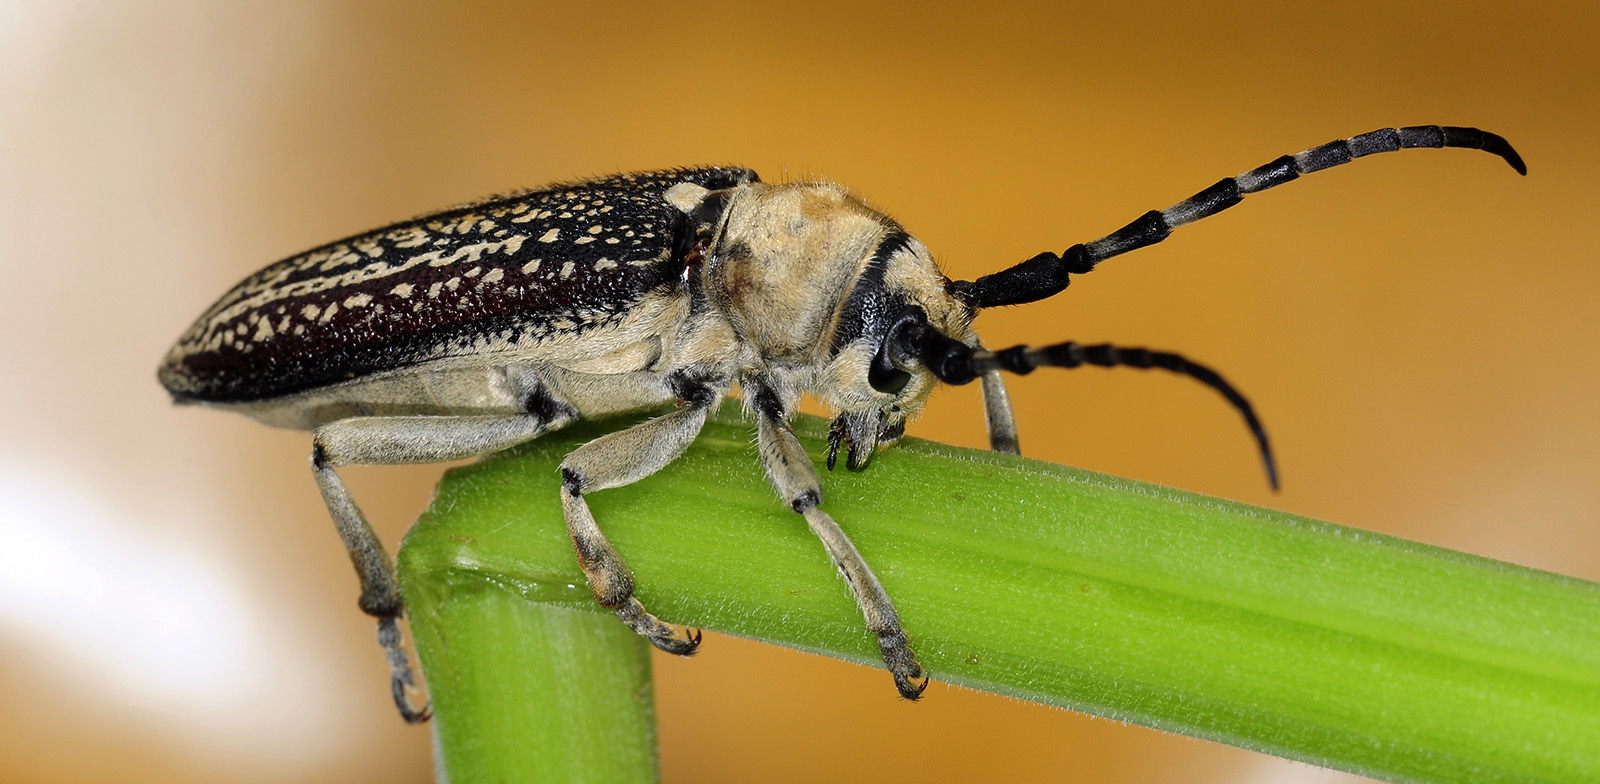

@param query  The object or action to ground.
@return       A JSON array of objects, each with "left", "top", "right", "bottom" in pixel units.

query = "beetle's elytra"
[{"left": 160, "top": 125, "right": 1524, "bottom": 722}]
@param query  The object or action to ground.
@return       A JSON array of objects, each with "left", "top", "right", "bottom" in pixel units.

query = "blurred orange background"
[{"left": 2, "top": 2, "right": 1596, "bottom": 782}]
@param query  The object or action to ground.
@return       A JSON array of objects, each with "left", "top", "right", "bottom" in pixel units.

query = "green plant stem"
[{"left": 400, "top": 402, "right": 1600, "bottom": 784}]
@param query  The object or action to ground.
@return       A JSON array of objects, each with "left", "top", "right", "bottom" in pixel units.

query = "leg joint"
[
  {"left": 358, "top": 588, "right": 401, "bottom": 619},
  {"left": 746, "top": 378, "right": 785, "bottom": 421},
  {"left": 790, "top": 490, "right": 820, "bottom": 513},
  {"left": 523, "top": 384, "right": 577, "bottom": 424},
  {"left": 668, "top": 371, "right": 716, "bottom": 409},
  {"left": 561, "top": 466, "right": 584, "bottom": 496}
]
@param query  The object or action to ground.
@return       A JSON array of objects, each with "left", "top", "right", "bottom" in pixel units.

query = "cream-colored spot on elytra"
[
  {"left": 482, "top": 268, "right": 505, "bottom": 283},
  {"left": 587, "top": 224, "right": 603, "bottom": 235},
  {"left": 344, "top": 292, "right": 373, "bottom": 308},
  {"left": 605, "top": 237, "right": 620, "bottom": 244},
  {"left": 319, "top": 246, "right": 360, "bottom": 272},
  {"left": 252, "top": 318, "right": 274, "bottom": 342},
  {"left": 574, "top": 236, "right": 595, "bottom": 245},
  {"left": 599, "top": 205, "right": 613, "bottom": 213},
  {"left": 302, "top": 304, "right": 321, "bottom": 321},
  {"left": 559, "top": 261, "right": 575, "bottom": 279},
  {"left": 465, "top": 266, "right": 482, "bottom": 278},
  {"left": 445, "top": 277, "right": 461, "bottom": 291},
  {"left": 539, "top": 228, "right": 560, "bottom": 243},
  {"left": 663, "top": 182, "right": 711, "bottom": 214},
  {"left": 235, "top": 322, "right": 248, "bottom": 335},
  {"left": 277, "top": 316, "right": 290, "bottom": 332},
  {"left": 293, "top": 325, "right": 306, "bottom": 336},
  {"left": 318, "top": 301, "right": 339, "bottom": 323},
  {"left": 521, "top": 259, "right": 542, "bottom": 274},
  {"left": 428, "top": 282, "right": 444, "bottom": 298},
  {"left": 594, "top": 258, "right": 618, "bottom": 271},
  {"left": 413, "top": 302, "right": 424, "bottom": 312},
  {"left": 537, "top": 210, "right": 553, "bottom": 219},
  {"left": 391, "top": 282, "right": 415, "bottom": 298},
  {"left": 389, "top": 226, "right": 430, "bottom": 248}
]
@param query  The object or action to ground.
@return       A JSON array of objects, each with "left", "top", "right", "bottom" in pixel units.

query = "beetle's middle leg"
[
  {"left": 559, "top": 377, "right": 720, "bottom": 655},
  {"left": 311, "top": 405, "right": 576, "bottom": 722}
]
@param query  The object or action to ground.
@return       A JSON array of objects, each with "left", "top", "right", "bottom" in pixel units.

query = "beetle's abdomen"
[{"left": 160, "top": 167, "right": 755, "bottom": 403}]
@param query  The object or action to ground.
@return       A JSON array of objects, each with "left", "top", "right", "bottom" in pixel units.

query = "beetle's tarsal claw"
[
  {"left": 392, "top": 678, "right": 433, "bottom": 724},
  {"left": 615, "top": 597, "right": 702, "bottom": 656},
  {"left": 826, "top": 416, "right": 847, "bottom": 471},
  {"left": 895, "top": 672, "right": 932, "bottom": 701},
  {"left": 377, "top": 616, "right": 432, "bottom": 723},
  {"left": 875, "top": 627, "right": 927, "bottom": 700},
  {"left": 840, "top": 410, "right": 881, "bottom": 471}
]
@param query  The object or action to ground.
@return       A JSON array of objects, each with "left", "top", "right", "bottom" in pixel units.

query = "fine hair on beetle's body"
[{"left": 158, "top": 126, "right": 1524, "bottom": 722}]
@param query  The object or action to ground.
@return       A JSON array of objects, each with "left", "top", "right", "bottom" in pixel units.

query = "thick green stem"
[
  {"left": 400, "top": 403, "right": 1600, "bottom": 784},
  {"left": 403, "top": 569, "right": 657, "bottom": 782}
]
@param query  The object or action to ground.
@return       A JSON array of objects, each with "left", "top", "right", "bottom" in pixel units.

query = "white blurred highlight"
[
  {"left": 0, "top": 463, "right": 253, "bottom": 705},
  {"left": 0, "top": 458, "right": 344, "bottom": 761}
]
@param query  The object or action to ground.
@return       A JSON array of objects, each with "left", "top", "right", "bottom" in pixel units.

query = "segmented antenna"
[
  {"left": 949, "top": 126, "right": 1525, "bottom": 308},
  {"left": 911, "top": 326, "right": 1279, "bottom": 488}
]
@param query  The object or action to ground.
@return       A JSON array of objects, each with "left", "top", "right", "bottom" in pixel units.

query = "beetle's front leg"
[
  {"left": 749, "top": 386, "right": 929, "bottom": 700},
  {"left": 312, "top": 410, "right": 574, "bottom": 722},
  {"left": 558, "top": 377, "right": 719, "bottom": 654}
]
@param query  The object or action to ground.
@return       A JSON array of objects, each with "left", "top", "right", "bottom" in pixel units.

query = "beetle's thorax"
[
  {"left": 703, "top": 182, "right": 889, "bottom": 364},
  {"left": 702, "top": 181, "right": 972, "bottom": 367}
]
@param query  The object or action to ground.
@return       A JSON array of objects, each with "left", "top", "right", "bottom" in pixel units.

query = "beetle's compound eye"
[
  {"left": 868, "top": 306, "right": 929, "bottom": 394},
  {"left": 868, "top": 347, "right": 911, "bottom": 394}
]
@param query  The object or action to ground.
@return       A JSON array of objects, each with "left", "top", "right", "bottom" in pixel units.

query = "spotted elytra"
[{"left": 160, "top": 125, "right": 1524, "bottom": 722}]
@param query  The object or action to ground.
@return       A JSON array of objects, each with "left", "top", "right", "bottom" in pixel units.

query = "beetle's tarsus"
[
  {"left": 874, "top": 626, "right": 927, "bottom": 701},
  {"left": 615, "top": 597, "right": 702, "bottom": 655},
  {"left": 377, "top": 616, "right": 432, "bottom": 723}
]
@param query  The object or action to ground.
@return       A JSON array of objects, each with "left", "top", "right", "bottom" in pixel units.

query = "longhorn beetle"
[{"left": 159, "top": 125, "right": 1524, "bottom": 722}]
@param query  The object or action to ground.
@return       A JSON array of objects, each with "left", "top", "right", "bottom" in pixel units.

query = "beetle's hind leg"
[
  {"left": 311, "top": 406, "right": 576, "bottom": 722},
  {"left": 558, "top": 377, "right": 719, "bottom": 655}
]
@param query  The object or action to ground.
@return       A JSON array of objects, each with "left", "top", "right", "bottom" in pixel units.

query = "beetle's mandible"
[{"left": 159, "top": 126, "right": 1525, "bottom": 722}]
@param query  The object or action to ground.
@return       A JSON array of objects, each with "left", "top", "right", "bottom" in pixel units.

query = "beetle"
[{"left": 159, "top": 125, "right": 1524, "bottom": 723}]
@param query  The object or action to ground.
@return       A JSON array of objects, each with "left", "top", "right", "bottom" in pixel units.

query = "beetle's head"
[{"left": 817, "top": 230, "right": 975, "bottom": 471}]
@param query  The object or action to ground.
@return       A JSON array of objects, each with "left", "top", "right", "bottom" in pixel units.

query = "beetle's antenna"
[
  {"left": 947, "top": 126, "right": 1525, "bottom": 309},
  {"left": 914, "top": 329, "right": 1278, "bottom": 489}
]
